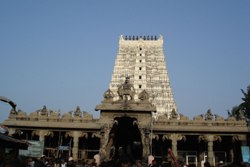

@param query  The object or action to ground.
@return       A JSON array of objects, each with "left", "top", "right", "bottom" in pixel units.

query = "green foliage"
[
  {"left": 227, "top": 105, "right": 241, "bottom": 120},
  {"left": 239, "top": 85, "right": 250, "bottom": 119}
]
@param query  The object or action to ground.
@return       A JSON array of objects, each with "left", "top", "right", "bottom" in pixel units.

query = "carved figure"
[
  {"left": 170, "top": 109, "right": 178, "bottom": 119},
  {"left": 205, "top": 109, "right": 213, "bottom": 120},
  {"left": 193, "top": 114, "right": 203, "bottom": 121},
  {"left": 157, "top": 114, "right": 168, "bottom": 122},
  {"left": 227, "top": 116, "right": 236, "bottom": 121},
  {"left": 138, "top": 90, "right": 149, "bottom": 101},
  {"left": 10, "top": 109, "right": 17, "bottom": 115},
  {"left": 16, "top": 109, "right": 27, "bottom": 118},
  {"left": 62, "top": 111, "right": 72, "bottom": 120},
  {"left": 215, "top": 114, "right": 224, "bottom": 121},
  {"left": 74, "top": 106, "right": 82, "bottom": 117},
  {"left": 29, "top": 111, "right": 38, "bottom": 119},
  {"left": 117, "top": 77, "right": 135, "bottom": 101},
  {"left": 40, "top": 105, "right": 48, "bottom": 116},
  {"left": 82, "top": 112, "right": 93, "bottom": 120},
  {"left": 103, "top": 89, "right": 114, "bottom": 101},
  {"left": 179, "top": 114, "right": 189, "bottom": 120},
  {"left": 50, "top": 110, "right": 60, "bottom": 118}
]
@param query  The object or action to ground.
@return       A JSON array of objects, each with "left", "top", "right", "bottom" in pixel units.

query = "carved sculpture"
[
  {"left": 215, "top": 114, "right": 224, "bottom": 121},
  {"left": 16, "top": 109, "right": 27, "bottom": 119},
  {"left": 138, "top": 90, "right": 150, "bottom": 101},
  {"left": 103, "top": 89, "right": 114, "bottom": 101},
  {"left": 117, "top": 77, "right": 135, "bottom": 101},
  {"left": 170, "top": 109, "right": 178, "bottom": 120},
  {"left": 227, "top": 116, "right": 236, "bottom": 121},
  {"left": 50, "top": 110, "right": 60, "bottom": 117},
  {"left": 82, "top": 112, "right": 93, "bottom": 120},
  {"left": 29, "top": 111, "right": 39, "bottom": 120},
  {"left": 74, "top": 106, "right": 82, "bottom": 118},
  {"left": 157, "top": 114, "right": 169, "bottom": 121},
  {"left": 205, "top": 109, "right": 214, "bottom": 120},
  {"left": 193, "top": 114, "right": 203, "bottom": 121},
  {"left": 179, "top": 114, "right": 189, "bottom": 120},
  {"left": 62, "top": 111, "right": 73, "bottom": 121},
  {"left": 40, "top": 105, "right": 48, "bottom": 116}
]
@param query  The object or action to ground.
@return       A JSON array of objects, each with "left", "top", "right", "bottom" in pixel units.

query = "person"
[
  {"left": 119, "top": 155, "right": 132, "bottom": 167},
  {"left": 150, "top": 160, "right": 158, "bottom": 167},
  {"left": 135, "top": 160, "right": 142, "bottom": 167},
  {"left": 188, "top": 164, "right": 196, "bottom": 167},
  {"left": 67, "top": 157, "right": 76, "bottom": 167},
  {"left": 217, "top": 161, "right": 223, "bottom": 167},
  {"left": 60, "top": 159, "right": 67, "bottom": 167},
  {"left": 204, "top": 162, "right": 211, "bottom": 167}
]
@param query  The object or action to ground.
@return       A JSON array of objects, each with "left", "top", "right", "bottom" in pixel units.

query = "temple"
[
  {"left": 109, "top": 35, "right": 177, "bottom": 116},
  {"left": 1, "top": 35, "right": 249, "bottom": 167}
]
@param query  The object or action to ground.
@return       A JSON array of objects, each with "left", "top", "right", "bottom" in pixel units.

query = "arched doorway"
[{"left": 110, "top": 116, "right": 142, "bottom": 161}]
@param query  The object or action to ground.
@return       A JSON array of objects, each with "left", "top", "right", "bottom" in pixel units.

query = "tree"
[
  {"left": 239, "top": 85, "right": 250, "bottom": 119},
  {"left": 227, "top": 105, "right": 241, "bottom": 120}
]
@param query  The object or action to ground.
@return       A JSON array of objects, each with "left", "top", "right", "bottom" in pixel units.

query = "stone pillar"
[
  {"left": 207, "top": 139, "right": 213, "bottom": 165},
  {"left": 141, "top": 128, "right": 150, "bottom": 158},
  {"left": 237, "top": 135, "right": 247, "bottom": 146},
  {"left": 66, "top": 131, "right": 87, "bottom": 161},
  {"left": 97, "top": 124, "right": 111, "bottom": 161},
  {"left": 232, "top": 135, "right": 247, "bottom": 163},
  {"left": 229, "top": 148, "right": 234, "bottom": 163},
  {"left": 39, "top": 130, "right": 52, "bottom": 142},
  {"left": 72, "top": 134, "right": 79, "bottom": 160},
  {"left": 32, "top": 130, "right": 52, "bottom": 155},
  {"left": 163, "top": 133, "right": 186, "bottom": 158},
  {"left": 199, "top": 135, "right": 221, "bottom": 166}
]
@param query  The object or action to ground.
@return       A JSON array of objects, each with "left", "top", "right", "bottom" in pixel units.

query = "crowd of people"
[{"left": 1, "top": 155, "right": 250, "bottom": 167}]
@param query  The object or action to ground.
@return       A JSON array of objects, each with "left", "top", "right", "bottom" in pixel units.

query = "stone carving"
[
  {"left": 232, "top": 135, "right": 246, "bottom": 142},
  {"left": 179, "top": 114, "right": 189, "bottom": 120},
  {"left": 199, "top": 135, "right": 222, "bottom": 142},
  {"left": 215, "top": 114, "right": 224, "bottom": 121},
  {"left": 193, "top": 114, "right": 204, "bottom": 121},
  {"left": 92, "top": 132, "right": 101, "bottom": 138},
  {"left": 32, "top": 130, "right": 53, "bottom": 138},
  {"left": 103, "top": 89, "right": 114, "bottom": 101},
  {"left": 62, "top": 111, "right": 73, "bottom": 121},
  {"left": 40, "top": 105, "right": 49, "bottom": 116},
  {"left": 50, "top": 110, "right": 60, "bottom": 117},
  {"left": 117, "top": 77, "right": 135, "bottom": 101},
  {"left": 49, "top": 110, "right": 60, "bottom": 121},
  {"left": 29, "top": 111, "right": 39, "bottom": 120},
  {"left": 157, "top": 114, "right": 169, "bottom": 121},
  {"left": 10, "top": 109, "right": 17, "bottom": 115},
  {"left": 9, "top": 109, "right": 18, "bottom": 119},
  {"left": 227, "top": 116, "right": 236, "bottom": 121},
  {"left": 74, "top": 106, "right": 82, "bottom": 118},
  {"left": 138, "top": 90, "right": 150, "bottom": 101},
  {"left": 163, "top": 134, "right": 186, "bottom": 142},
  {"left": 170, "top": 109, "right": 178, "bottom": 120},
  {"left": 82, "top": 112, "right": 93, "bottom": 120},
  {"left": 152, "top": 134, "right": 159, "bottom": 141},
  {"left": 16, "top": 109, "right": 27, "bottom": 119},
  {"left": 205, "top": 109, "right": 214, "bottom": 120}
]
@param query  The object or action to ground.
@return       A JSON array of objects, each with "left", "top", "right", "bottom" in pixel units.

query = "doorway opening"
[{"left": 110, "top": 116, "right": 142, "bottom": 161}]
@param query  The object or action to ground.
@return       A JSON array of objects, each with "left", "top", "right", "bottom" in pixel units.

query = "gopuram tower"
[{"left": 109, "top": 35, "right": 177, "bottom": 116}]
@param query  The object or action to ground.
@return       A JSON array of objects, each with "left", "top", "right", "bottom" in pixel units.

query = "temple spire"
[{"left": 109, "top": 35, "right": 177, "bottom": 115}]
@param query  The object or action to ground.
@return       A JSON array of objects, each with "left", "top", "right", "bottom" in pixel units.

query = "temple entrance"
[{"left": 110, "top": 116, "right": 142, "bottom": 161}]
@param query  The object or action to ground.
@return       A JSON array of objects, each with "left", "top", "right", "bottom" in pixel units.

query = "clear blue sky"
[{"left": 1, "top": 1, "right": 250, "bottom": 123}]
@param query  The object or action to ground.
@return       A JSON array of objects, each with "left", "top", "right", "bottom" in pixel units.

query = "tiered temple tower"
[{"left": 109, "top": 35, "right": 177, "bottom": 116}]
